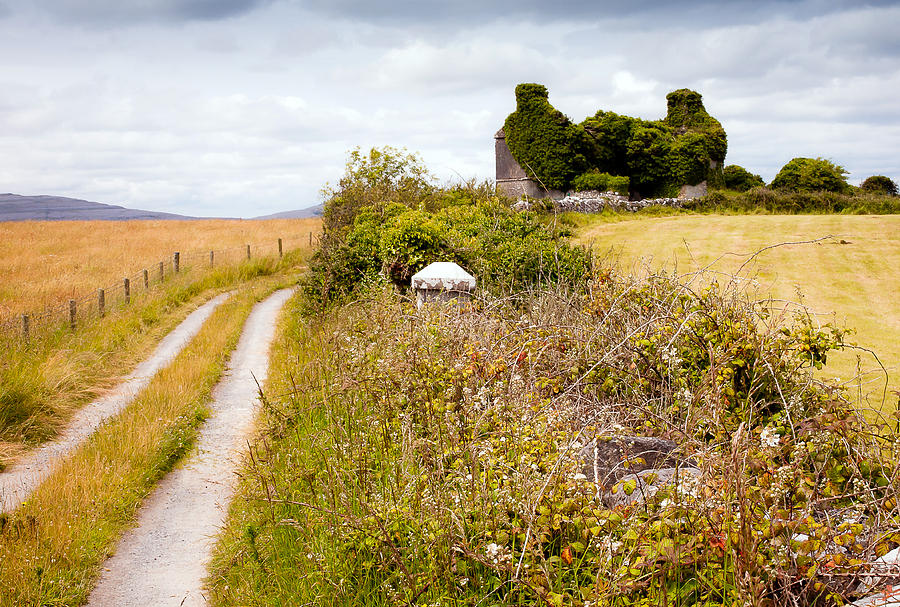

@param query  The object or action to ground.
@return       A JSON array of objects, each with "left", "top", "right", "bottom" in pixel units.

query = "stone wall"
[{"left": 512, "top": 189, "right": 684, "bottom": 213}]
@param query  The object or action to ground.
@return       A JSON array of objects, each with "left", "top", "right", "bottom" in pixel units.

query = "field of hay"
[
  {"left": 575, "top": 214, "right": 900, "bottom": 411},
  {"left": 0, "top": 218, "right": 321, "bottom": 320}
]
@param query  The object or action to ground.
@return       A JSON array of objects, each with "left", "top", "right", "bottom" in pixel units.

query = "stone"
[
  {"left": 411, "top": 262, "right": 476, "bottom": 308},
  {"left": 578, "top": 435, "right": 686, "bottom": 489}
]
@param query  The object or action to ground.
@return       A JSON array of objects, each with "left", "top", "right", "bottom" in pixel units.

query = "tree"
[
  {"left": 859, "top": 175, "right": 898, "bottom": 196},
  {"left": 321, "top": 146, "right": 433, "bottom": 238},
  {"left": 770, "top": 157, "right": 849, "bottom": 193},
  {"left": 723, "top": 165, "right": 765, "bottom": 191}
]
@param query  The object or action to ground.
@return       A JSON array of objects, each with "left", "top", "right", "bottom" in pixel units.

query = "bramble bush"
[{"left": 214, "top": 267, "right": 900, "bottom": 606}]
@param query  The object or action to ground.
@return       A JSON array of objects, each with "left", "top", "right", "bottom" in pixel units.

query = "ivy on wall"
[{"left": 503, "top": 84, "right": 728, "bottom": 198}]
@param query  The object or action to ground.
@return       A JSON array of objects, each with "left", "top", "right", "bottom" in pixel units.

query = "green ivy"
[
  {"left": 503, "top": 85, "right": 728, "bottom": 198},
  {"left": 502, "top": 84, "right": 593, "bottom": 191}
]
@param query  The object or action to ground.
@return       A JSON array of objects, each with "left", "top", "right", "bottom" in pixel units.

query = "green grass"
[
  {"left": 0, "top": 275, "right": 293, "bottom": 607},
  {"left": 206, "top": 289, "right": 334, "bottom": 605},
  {"left": 575, "top": 214, "right": 900, "bottom": 412}
]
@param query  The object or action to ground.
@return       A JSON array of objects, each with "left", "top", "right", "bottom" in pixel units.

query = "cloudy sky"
[{"left": 0, "top": 0, "right": 897, "bottom": 217}]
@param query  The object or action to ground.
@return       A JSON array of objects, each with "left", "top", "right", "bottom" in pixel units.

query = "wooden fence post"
[
  {"left": 278, "top": 238, "right": 283, "bottom": 258},
  {"left": 159, "top": 261, "right": 164, "bottom": 282},
  {"left": 210, "top": 251, "right": 214, "bottom": 267},
  {"left": 22, "top": 314, "right": 29, "bottom": 341},
  {"left": 246, "top": 244, "right": 251, "bottom": 260},
  {"left": 98, "top": 288, "right": 105, "bottom": 317},
  {"left": 309, "top": 231, "right": 312, "bottom": 247},
  {"left": 69, "top": 300, "right": 76, "bottom": 331},
  {"left": 174, "top": 252, "right": 180, "bottom": 273},
  {"left": 124, "top": 278, "right": 130, "bottom": 304}
]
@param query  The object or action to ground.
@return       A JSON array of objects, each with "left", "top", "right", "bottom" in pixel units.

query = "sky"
[{"left": 0, "top": 0, "right": 897, "bottom": 218}]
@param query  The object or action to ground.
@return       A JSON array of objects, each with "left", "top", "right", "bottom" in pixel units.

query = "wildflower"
[{"left": 761, "top": 426, "right": 780, "bottom": 448}]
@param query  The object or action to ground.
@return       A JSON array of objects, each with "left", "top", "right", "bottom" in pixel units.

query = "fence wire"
[{"left": 1, "top": 233, "right": 318, "bottom": 343}]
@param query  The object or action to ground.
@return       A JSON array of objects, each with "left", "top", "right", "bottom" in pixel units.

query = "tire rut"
[
  {"left": 0, "top": 292, "right": 232, "bottom": 514},
  {"left": 87, "top": 288, "right": 294, "bottom": 607}
]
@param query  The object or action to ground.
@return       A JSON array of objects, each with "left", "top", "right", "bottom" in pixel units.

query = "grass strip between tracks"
[{"left": 0, "top": 275, "right": 290, "bottom": 607}]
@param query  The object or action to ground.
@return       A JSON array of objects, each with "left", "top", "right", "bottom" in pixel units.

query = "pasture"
[
  {"left": 0, "top": 218, "right": 321, "bottom": 320},
  {"left": 575, "top": 214, "right": 900, "bottom": 411}
]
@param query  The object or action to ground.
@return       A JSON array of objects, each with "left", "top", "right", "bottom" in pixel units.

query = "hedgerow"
[{"left": 692, "top": 187, "right": 900, "bottom": 214}]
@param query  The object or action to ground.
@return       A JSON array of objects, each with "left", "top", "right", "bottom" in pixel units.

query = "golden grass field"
[
  {"left": 0, "top": 218, "right": 321, "bottom": 319},
  {"left": 576, "top": 214, "right": 900, "bottom": 411}
]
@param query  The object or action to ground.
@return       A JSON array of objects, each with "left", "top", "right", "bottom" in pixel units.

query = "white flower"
[{"left": 761, "top": 426, "right": 781, "bottom": 448}]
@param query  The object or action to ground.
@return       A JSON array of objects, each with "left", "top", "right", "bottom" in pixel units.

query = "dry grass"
[
  {"left": 575, "top": 214, "right": 900, "bottom": 411},
  {"left": 0, "top": 218, "right": 321, "bottom": 319},
  {"left": 0, "top": 278, "right": 286, "bottom": 606}
]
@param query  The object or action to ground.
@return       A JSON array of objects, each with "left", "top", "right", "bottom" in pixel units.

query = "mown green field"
[{"left": 575, "top": 214, "right": 900, "bottom": 413}]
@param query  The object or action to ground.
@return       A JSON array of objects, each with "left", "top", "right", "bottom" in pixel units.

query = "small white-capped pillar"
[{"left": 411, "top": 262, "right": 476, "bottom": 308}]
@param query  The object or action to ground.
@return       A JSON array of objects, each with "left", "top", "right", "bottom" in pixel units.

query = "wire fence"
[{"left": 0, "top": 232, "right": 317, "bottom": 343}]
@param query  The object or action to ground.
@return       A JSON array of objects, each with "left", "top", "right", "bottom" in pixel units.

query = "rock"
[
  {"left": 604, "top": 466, "right": 702, "bottom": 508},
  {"left": 578, "top": 435, "right": 685, "bottom": 489}
]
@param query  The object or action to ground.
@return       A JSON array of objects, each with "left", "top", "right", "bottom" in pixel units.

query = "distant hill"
[
  {"left": 0, "top": 193, "right": 201, "bottom": 221},
  {"left": 252, "top": 204, "right": 323, "bottom": 219},
  {"left": 0, "top": 193, "right": 324, "bottom": 222}
]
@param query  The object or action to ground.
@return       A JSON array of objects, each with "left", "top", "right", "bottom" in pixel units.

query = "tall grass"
[
  {"left": 0, "top": 217, "right": 320, "bottom": 319},
  {"left": 0, "top": 277, "right": 290, "bottom": 607},
  {"left": 0, "top": 250, "right": 306, "bottom": 466}
]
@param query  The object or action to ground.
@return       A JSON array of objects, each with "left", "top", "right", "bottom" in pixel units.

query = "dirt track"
[
  {"left": 0, "top": 292, "right": 232, "bottom": 514},
  {"left": 87, "top": 287, "right": 294, "bottom": 607}
]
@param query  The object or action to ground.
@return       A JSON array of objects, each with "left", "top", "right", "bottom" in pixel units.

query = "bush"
[
  {"left": 770, "top": 157, "right": 850, "bottom": 194},
  {"left": 305, "top": 152, "right": 593, "bottom": 305},
  {"left": 860, "top": 175, "right": 898, "bottom": 196},
  {"left": 723, "top": 164, "right": 766, "bottom": 191},
  {"left": 571, "top": 171, "right": 629, "bottom": 195}
]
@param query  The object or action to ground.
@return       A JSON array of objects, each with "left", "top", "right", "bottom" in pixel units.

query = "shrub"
[
  {"left": 305, "top": 170, "right": 592, "bottom": 304},
  {"left": 723, "top": 164, "right": 766, "bottom": 191},
  {"left": 571, "top": 171, "right": 629, "bottom": 195},
  {"left": 860, "top": 175, "right": 898, "bottom": 196},
  {"left": 770, "top": 157, "right": 850, "bottom": 194}
]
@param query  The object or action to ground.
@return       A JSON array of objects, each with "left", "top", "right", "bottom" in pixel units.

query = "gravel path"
[
  {"left": 0, "top": 292, "right": 232, "bottom": 514},
  {"left": 87, "top": 288, "right": 294, "bottom": 607}
]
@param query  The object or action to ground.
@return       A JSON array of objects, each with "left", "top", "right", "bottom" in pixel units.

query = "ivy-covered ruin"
[{"left": 499, "top": 83, "right": 727, "bottom": 199}]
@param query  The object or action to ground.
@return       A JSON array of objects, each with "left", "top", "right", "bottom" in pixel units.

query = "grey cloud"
[
  {"left": 24, "top": 0, "right": 273, "bottom": 25},
  {"left": 295, "top": 0, "right": 899, "bottom": 28}
]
